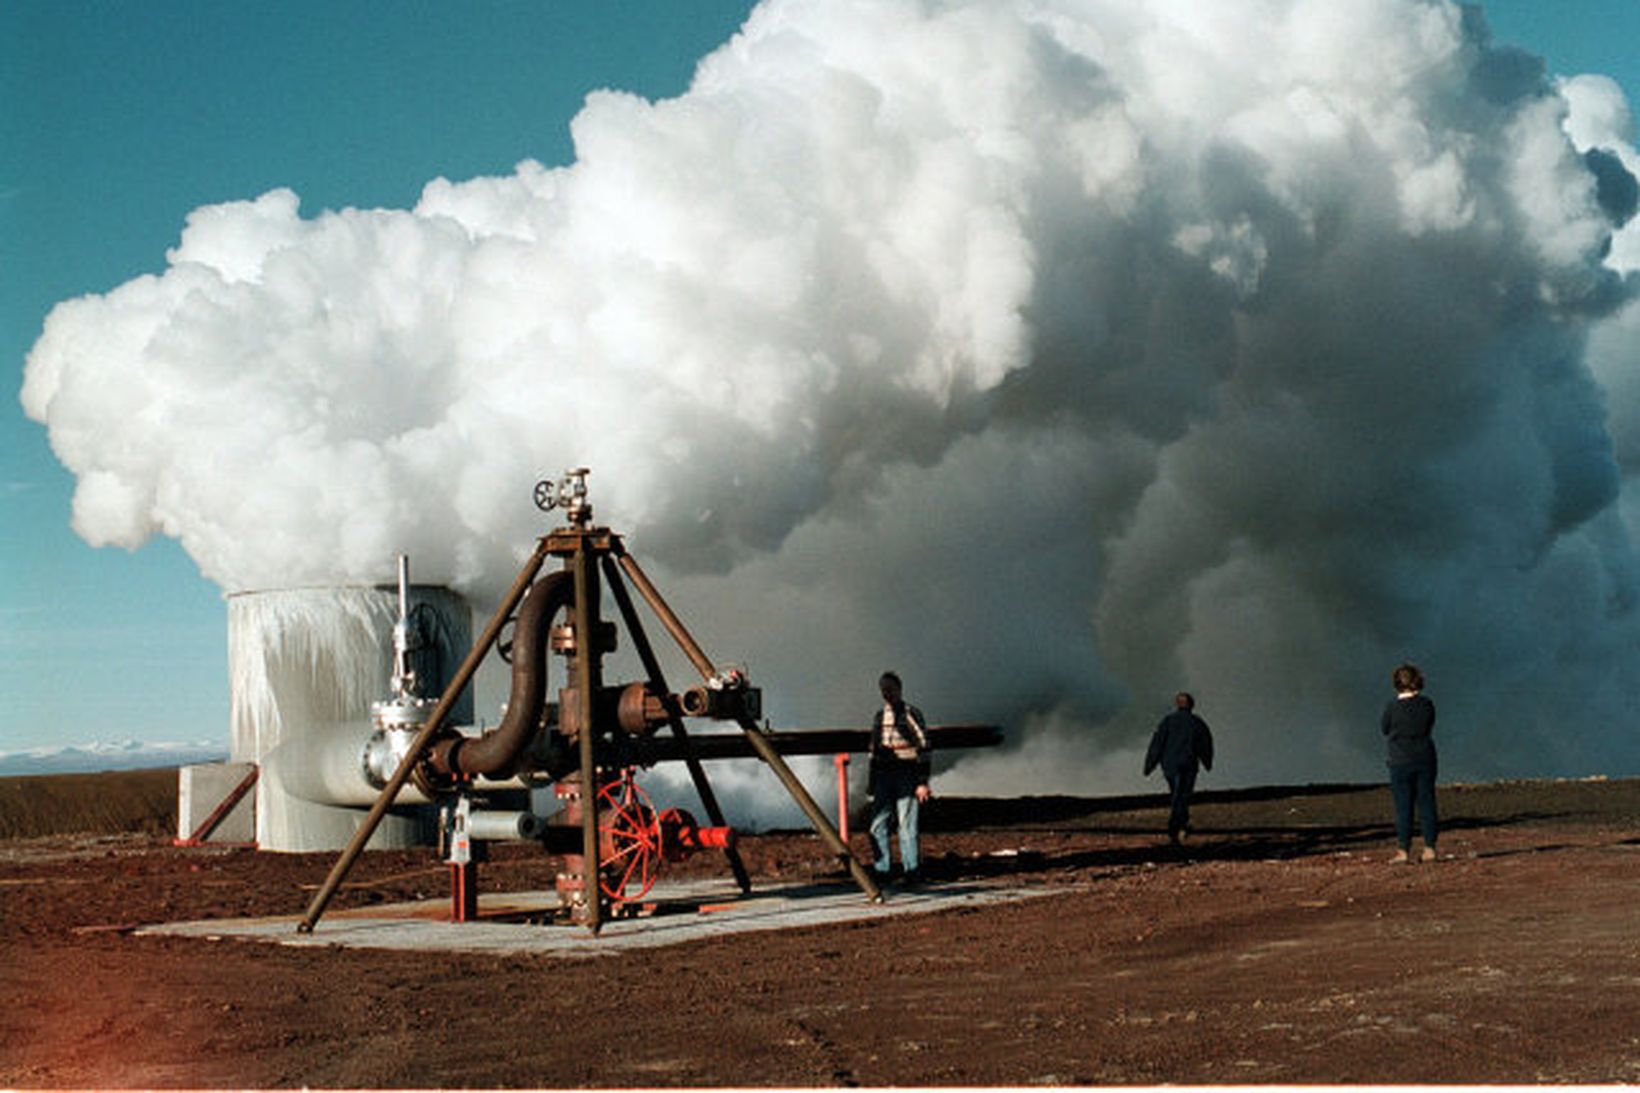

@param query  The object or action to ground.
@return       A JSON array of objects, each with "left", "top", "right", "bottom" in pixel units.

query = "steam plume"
[{"left": 22, "top": 0, "right": 1640, "bottom": 794}]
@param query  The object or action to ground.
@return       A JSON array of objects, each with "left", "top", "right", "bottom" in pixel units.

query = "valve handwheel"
[
  {"left": 596, "top": 772, "right": 662, "bottom": 903},
  {"left": 533, "top": 478, "right": 556, "bottom": 512}
]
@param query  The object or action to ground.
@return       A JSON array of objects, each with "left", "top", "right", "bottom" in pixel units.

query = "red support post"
[
  {"left": 833, "top": 753, "right": 850, "bottom": 843},
  {"left": 450, "top": 861, "right": 479, "bottom": 922}
]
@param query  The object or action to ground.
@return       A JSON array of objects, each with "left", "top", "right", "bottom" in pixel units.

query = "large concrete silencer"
[{"left": 227, "top": 585, "right": 473, "bottom": 852}]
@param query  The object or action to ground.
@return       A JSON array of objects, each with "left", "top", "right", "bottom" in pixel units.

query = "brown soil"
[{"left": 2, "top": 776, "right": 1637, "bottom": 1087}]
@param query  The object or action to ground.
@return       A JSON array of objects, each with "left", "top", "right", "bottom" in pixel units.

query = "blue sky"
[
  {"left": 0, "top": 2, "right": 758, "bottom": 751},
  {"left": 2, "top": 1, "right": 1638, "bottom": 757}
]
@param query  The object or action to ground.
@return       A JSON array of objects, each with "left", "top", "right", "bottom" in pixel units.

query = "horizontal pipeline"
[{"left": 618, "top": 723, "right": 1001, "bottom": 766}]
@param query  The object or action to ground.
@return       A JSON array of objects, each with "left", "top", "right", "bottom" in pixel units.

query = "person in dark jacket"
[
  {"left": 1144, "top": 692, "right": 1215, "bottom": 845},
  {"left": 868, "top": 671, "right": 932, "bottom": 884},
  {"left": 1381, "top": 662, "right": 1438, "bottom": 863}
]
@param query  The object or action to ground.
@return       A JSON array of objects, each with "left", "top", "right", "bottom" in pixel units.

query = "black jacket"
[
  {"left": 1145, "top": 710, "right": 1214, "bottom": 776},
  {"left": 1380, "top": 694, "right": 1436, "bottom": 766}
]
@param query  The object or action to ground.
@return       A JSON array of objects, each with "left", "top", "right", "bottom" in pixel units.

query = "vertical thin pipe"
[
  {"left": 834, "top": 753, "right": 851, "bottom": 843},
  {"left": 572, "top": 540, "right": 602, "bottom": 933},
  {"left": 392, "top": 553, "right": 411, "bottom": 696}
]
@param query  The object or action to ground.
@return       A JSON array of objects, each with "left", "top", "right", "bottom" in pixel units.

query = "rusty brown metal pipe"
[
  {"left": 612, "top": 548, "right": 717, "bottom": 681},
  {"left": 613, "top": 682, "right": 667, "bottom": 735},
  {"left": 425, "top": 570, "right": 575, "bottom": 779},
  {"left": 555, "top": 681, "right": 671, "bottom": 739},
  {"left": 571, "top": 540, "right": 602, "bottom": 933},
  {"left": 618, "top": 723, "right": 1002, "bottom": 762}
]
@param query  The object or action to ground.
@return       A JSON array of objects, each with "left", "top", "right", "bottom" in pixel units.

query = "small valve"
[{"left": 533, "top": 468, "right": 593, "bottom": 527}]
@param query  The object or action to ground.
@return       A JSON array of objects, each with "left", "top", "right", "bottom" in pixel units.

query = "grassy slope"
[{"left": 0, "top": 769, "right": 177, "bottom": 840}]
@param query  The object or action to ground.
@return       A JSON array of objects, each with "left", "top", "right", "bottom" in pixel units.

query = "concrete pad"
[
  {"left": 176, "top": 762, "right": 256, "bottom": 844},
  {"left": 137, "top": 878, "right": 1062, "bottom": 957}
]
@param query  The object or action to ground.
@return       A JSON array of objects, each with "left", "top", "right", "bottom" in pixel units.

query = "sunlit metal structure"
[{"left": 295, "top": 470, "right": 1000, "bottom": 933}]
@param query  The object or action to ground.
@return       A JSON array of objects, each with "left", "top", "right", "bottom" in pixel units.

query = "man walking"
[
  {"left": 1144, "top": 692, "right": 1215, "bottom": 845},
  {"left": 868, "top": 671, "right": 931, "bottom": 884}
]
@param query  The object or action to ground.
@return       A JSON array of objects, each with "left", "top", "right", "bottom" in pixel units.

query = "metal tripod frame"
[{"left": 298, "top": 522, "right": 880, "bottom": 935}]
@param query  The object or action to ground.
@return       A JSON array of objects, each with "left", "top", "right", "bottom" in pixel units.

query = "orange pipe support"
[{"left": 834, "top": 753, "right": 850, "bottom": 842}]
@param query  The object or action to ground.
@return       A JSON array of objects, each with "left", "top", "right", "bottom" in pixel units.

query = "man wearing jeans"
[
  {"left": 868, "top": 671, "right": 931, "bottom": 885},
  {"left": 1144, "top": 692, "right": 1215, "bottom": 846}
]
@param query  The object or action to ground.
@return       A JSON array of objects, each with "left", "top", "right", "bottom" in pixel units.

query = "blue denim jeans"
[
  {"left": 868, "top": 762, "right": 922, "bottom": 875},
  {"left": 1388, "top": 757, "right": 1439, "bottom": 849}
]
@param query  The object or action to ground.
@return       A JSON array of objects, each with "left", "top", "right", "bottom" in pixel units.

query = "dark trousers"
[
  {"left": 1388, "top": 758, "right": 1439, "bottom": 848},
  {"left": 1164, "top": 764, "right": 1197, "bottom": 837}
]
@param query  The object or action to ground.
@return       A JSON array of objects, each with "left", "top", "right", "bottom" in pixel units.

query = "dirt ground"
[{"left": 2, "top": 776, "right": 1637, "bottom": 1088}]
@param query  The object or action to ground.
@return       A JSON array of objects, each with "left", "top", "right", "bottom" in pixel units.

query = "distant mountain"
[{"left": 0, "top": 740, "right": 229, "bottom": 777}]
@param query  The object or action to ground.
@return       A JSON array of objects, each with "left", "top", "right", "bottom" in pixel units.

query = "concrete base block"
[{"left": 178, "top": 762, "right": 258, "bottom": 844}]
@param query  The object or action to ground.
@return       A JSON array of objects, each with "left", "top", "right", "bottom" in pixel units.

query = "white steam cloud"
[{"left": 22, "top": 0, "right": 1640, "bottom": 796}]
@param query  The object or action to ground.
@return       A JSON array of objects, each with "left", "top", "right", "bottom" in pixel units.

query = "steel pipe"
[
  {"left": 834, "top": 753, "right": 851, "bottom": 843},
  {"left": 426, "top": 570, "right": 574, "bottom": 779},
  {"left": 464, "top": 810, "right": 544, "bottom": 841},
  {"left": 613, "top": 724, "right": 1002, "bottom": 764},
  {"left": 571, "top": 541, "right": 602, "bottom": 933},
  {"left": 265, "top": 721, "right": 433, "bottom": 808},
  {"left": 612, "top": 549, "right": 717, "bottom": 681}
]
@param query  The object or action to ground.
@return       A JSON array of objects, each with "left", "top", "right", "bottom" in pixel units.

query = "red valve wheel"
[{"left": 596, "top": 772, "right": 662, "bottom": 903}]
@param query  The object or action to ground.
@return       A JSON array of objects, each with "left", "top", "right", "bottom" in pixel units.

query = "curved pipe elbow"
[{"left": 427, "top": 569, "right": 574, "bottom": 780}]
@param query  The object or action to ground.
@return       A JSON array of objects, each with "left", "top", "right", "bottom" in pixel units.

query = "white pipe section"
[
  {"left": 262, "top": 720, "right": 532, "bottom": 809},
  {"left": 262, "top": 722, "right": 433, "bottom": 808},
  {"left": 465, "top": 810, "right": 544, "bottom": 841}
]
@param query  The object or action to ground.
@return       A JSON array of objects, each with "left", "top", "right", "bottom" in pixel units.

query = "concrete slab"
[
  {"left": 176, "top": 762, "right": 256, "bottom": 845},
  {"left": 137, "top": 878, "right": 1063, "bottom": 958}
]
